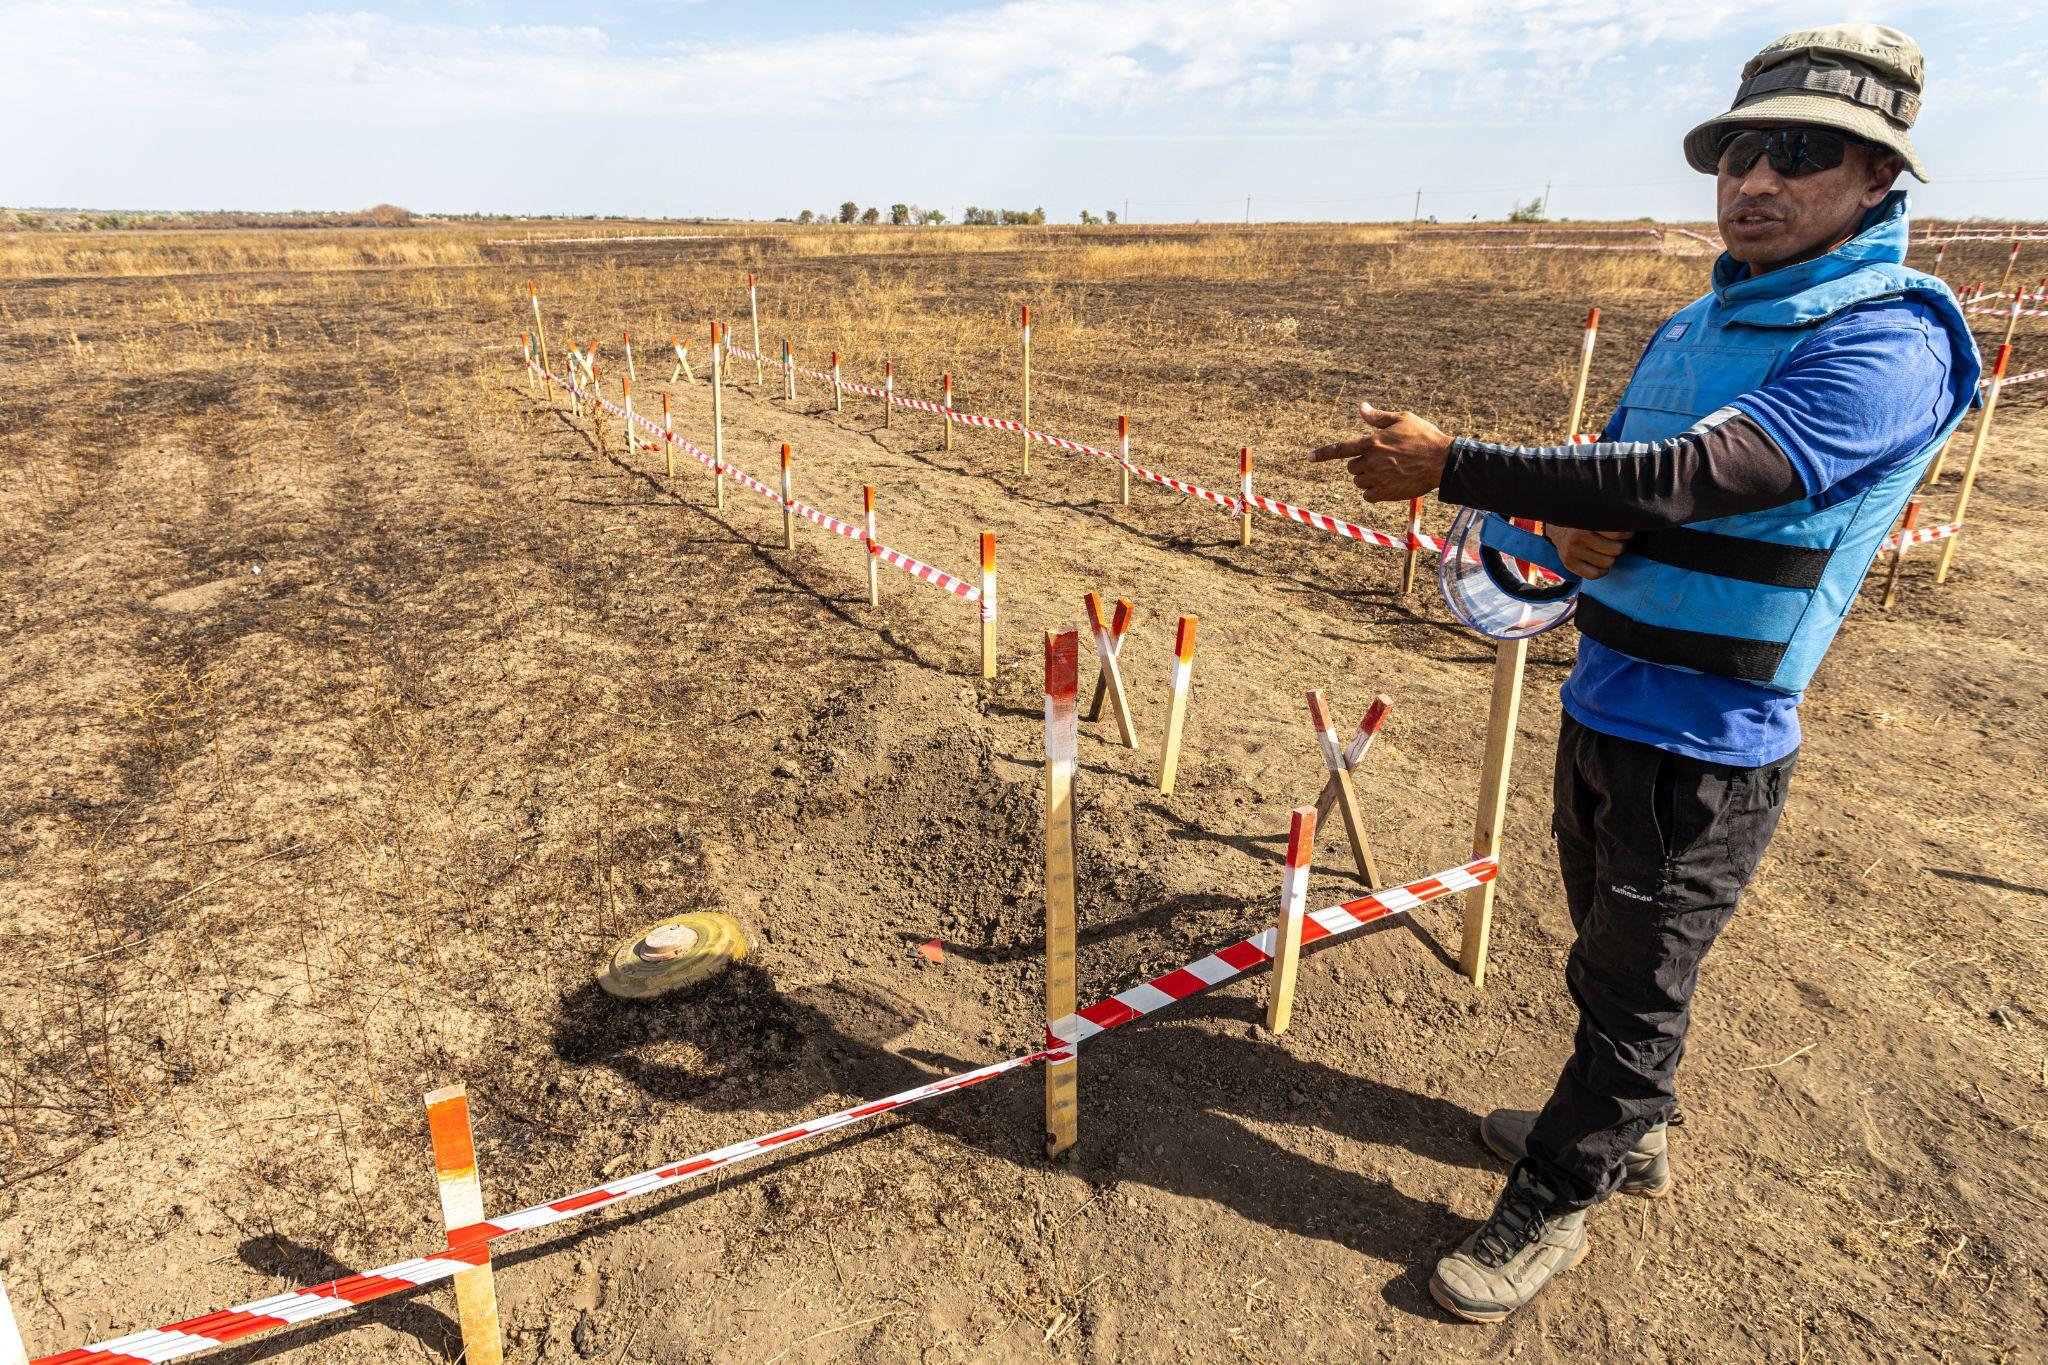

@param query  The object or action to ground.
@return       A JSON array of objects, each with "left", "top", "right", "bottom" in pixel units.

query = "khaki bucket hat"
[{"left": 1685, "top": 24, "right": 1929, "bottom": 181}]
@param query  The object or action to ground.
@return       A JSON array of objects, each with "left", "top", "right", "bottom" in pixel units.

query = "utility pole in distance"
[
  {"left": 1245, "top": 196, "right": 1251, "bottom": 225},
  {"left": 1542, "top": 180, "right": 1553, "bottom": 217},
  {"left": 1413, "top": 188, "right": 1422, "bottom": 222}
]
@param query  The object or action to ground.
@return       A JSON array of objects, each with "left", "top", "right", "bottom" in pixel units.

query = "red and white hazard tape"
[
  {"left": 37, "top": 855, "right": 1494, "bottom": 1365},
  {"left": 1048, "top": 858, "right": 1494, "bottom": 1048},
  {"left": 1880, "top": 520, "right": 1961, "bottom": 551},
  {"left": 536, "top": 363, "right": 985, "bottom": 607},
  {"left": 725, "top": 343, "right": 1434, "bottom": 554}
]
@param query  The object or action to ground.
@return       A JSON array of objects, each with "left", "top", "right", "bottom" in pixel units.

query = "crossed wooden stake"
[{"left": 1266, "top": 690, "right": 1391, "bottom": 1035}]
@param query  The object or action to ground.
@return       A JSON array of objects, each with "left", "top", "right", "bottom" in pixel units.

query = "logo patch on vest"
[{"left": 1663, "top": 321, "right": 1690, "bottom": 341}]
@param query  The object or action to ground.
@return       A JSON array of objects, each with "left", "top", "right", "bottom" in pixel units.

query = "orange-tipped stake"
[
  {"left": 623, "top": 330, "right": 636, "bottom": 384},
  {"left": 620, "top": 374, "right": 634, "bottom": 455},
  {"left": 1305, "top": 690, "right": 1381, "bottom": 888},
  {"left": 1156, "top": 615, "right": 1198, "bottom": 795},
  {"left": 424, "top": 1085, "right": 504, "bottom": 1365},
  {"left": 884, "top": 359, "right": 894, "bottom": 428},
  {"left": 1084, "top": 592, "right": 1138, "bottom": 749},
  {"left": 1238, "top": 447, "right": 1253, "bottom": 547},
  {"left": 943, "top": 372, "right": 955, "bottom": 451},
  {"left": 1019, "top": 304, "right": 1032, "bottom": 473},
  {"left": 1118, "top": 414, "right": 1131, "bottom": 506},
  {"left": 748, "top": 272, "right": 764, "bottom": 383},
  {"left": 777, "top": 443, "right": 795, "bottom": 549},
  {"left": 520, "top": 331, "right": 534, "bottom": 389},
  {"left": 1264, "top": 805, "right": 1317, "bottom": 1035},
  {"left": 1881, "top": 498, "right": 1920, "bottom": 609},
  {"left": 670, "top": 333, "right": 694, "bottom": 385},
  {"left": 783, "top": 338, "right": 795, "bottom": 402},
  {"left": 1937, "top": 341, "right": 2010, "bottom": 584},
  {"left": 1042, "top": 628, "right": 1080, "bottom": 1158},
  {"left": 1568, "top": 306, "right": 1600, "bottom": 436},
  {"left": 831, "top": 349, "right": 842, "bottom": 413},
  {"left": 710, "top": 322, "right": 726, "bottom": 509},
  {"left": 1084, "top": 598, "right": 1134, "bottom": 722},
  {"left": 657, "top": 391, "right": 674, "bottom": 477},
  {"left": 1400, "top": 495, "right": 1425, "bottom": 594},
  {"left": 1314, "top": 695, "right": 1391, "bottom": 829},
  {"left": 979, "top": 531, "right": 997, "bottom": 680},
  {"left": 864, "top": 485, "right": 879, "bottom": 605}
]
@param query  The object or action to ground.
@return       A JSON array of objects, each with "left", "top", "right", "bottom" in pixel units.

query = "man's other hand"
[
  {"left": 1307, "top": 410, "right": 1452, "bottom": 502},
  {"left": 1546, "top": 526, "right": 1635, "bottom": 579}
]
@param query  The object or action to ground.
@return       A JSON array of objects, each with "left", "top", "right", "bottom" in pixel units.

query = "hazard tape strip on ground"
[
  {"left": 720, "top": 342, "right": 1438, "bottom": 553},
  {"left": 537, "top": 364, "right": 983, "bottom": 605},
  {"left": 36, "top": 856, "right": 1494, "bottom": 1365},
  {"left": 1880, "top": 520, "right": 1962, "bottom": 551},
  {"left": 1963, "top": 304, "right": 2048, "bottom": 318}
]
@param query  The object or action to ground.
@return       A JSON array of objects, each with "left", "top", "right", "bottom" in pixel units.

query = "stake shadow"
[{"left": 1928, "top": 867, "right": 2048, "bottom": 899}]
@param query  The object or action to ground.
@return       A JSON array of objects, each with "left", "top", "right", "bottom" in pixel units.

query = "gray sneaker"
[
  {"left": 1479, "top": 1108, "right": 1672, "bottom": 1199},
  {"left": 1430, "top": 1171, "right": 1589, "bottom": 1323}
]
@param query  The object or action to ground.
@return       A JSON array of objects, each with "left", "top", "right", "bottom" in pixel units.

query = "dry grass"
[{"left": 0, "top": 228, "right": 488, "bottom": 279}]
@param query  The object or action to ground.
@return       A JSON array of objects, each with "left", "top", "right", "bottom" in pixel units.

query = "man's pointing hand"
[{"left": 1307, "top": 409, "right": 1454, "bottom": 502}]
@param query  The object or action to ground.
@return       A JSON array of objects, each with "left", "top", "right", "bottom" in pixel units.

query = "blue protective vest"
[{"left": 1577, "top": 193, "right": 1981, "bottom": 694}]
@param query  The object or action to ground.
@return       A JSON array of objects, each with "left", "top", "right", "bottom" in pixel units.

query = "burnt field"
[{"left": 1, "top": 222, "right": 2043, "bottom": 1362}]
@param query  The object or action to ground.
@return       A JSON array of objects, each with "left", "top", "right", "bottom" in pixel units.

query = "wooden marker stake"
[
  {"left": 662, "top": 392, "right": 675, "bottom": 479},
  {"left": 1084, "top": 592, "right": 1139, "bottom": 749},
  {"left": 1568, "top": 306, "right": 1600, "bottom": 436},
  {"left": 1020, "top": 305, "right": 1032, "bottom": 473},
  {"left": 1118, "top": 415, "right": 1131, "bottom": 506},
  {"left": 1043, "top": 629, "right": 1080, "bottom": 1158},
  {"left": 1933, "top": 239, "right": 1947, "bottom": 276},
  {"left": 1306, "top": 691, "right": 1382, "bottom": 889},
  {"left": 1156, "top": 615, "right": 1198, "bottom": 795},
  {"left": 1880, "top": 498, "right": 1919, "bottom": 609},
  {"left": 1400, "top": 497, "right": 1424, "bottom": 595},
  {"left": 979, "top": 532, "right": 997, "bottom": 680},
  {"left": 1238, "top": 448, "right": 1253, "bottom": 546},
  {"left": 670, "top": 335, "right": 694, "bottom": 385},
  {"left": 864, "top": 485, "right": 880, "bottom": 606},
  {"left": 784, "top": 339, "right": 796, "bottom": 402},
  {"left": 1314, "top": 696, "right": 1391, "bottom": 829},
  {"left": 943, "top": 373, "right": 954, "bottom": 450},
  {"left": 1997, "top": 235, "right": 2021, "bottom": 293},
  {"left": 623, "top": 331, "right": 636, "bottom": 385},
  {"left": 424, "top": 1084, "right": 504, "bottom": 1365},
  {"left": 1937, "top": 342, "right": 2010, "bottom": 584},
  {"left": 710, "top": 322, "right": 726, "bottom": 509},
  {"left": 884, "top": 360, "right": 894, "bottom": 428},
  {"left": 781, "top": 444, "right": 795, "bottom": 550},
  {"left": 620, "top": 375, "right": 635, "bottom": 454},
  {"left": 1083, "top": 598, "right": 1134, "bottom": 722},
  {"left": 520, "top": 332, "right": 534, "bottom": 390},
  {"left": 1462, "top": 639, "right": 1528, "bottom": 988},
  {"left": 528, "top": 281, "right": 550, "bottom": 382},
  {"left": 832, "top": 351, "right": 842, "bottom": 413},
  {"left": 748, "top": 273, "right": 764, "bottom": 384},
  {"left": 1999, "top": 294, "right": 2024, "bottom": 350},
  {"left": 1264, "top": 806, "right": 1317, "bottom": 1035}
]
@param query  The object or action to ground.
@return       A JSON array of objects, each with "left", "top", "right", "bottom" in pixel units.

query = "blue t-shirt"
[{"left": 1562, "top": 296, "right": 1960, "bottom": 766}]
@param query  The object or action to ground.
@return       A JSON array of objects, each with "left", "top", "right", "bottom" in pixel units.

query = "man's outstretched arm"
[{"left": 1309, "top": 407, "right": 1805, "bottom": 531}]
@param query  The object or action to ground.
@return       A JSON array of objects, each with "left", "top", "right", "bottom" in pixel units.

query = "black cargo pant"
[{"left": 1523, "top": 713, "right": 1795, "bottom": 1211}]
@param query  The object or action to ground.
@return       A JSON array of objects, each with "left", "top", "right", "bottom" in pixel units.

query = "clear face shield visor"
[{"left": 1438, "top": 507, "right": 1582, "bottom": 641}]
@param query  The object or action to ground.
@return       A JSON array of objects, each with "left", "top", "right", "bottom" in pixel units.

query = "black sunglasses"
[{"left": 1716, "top": 127, "right": 1868, "bottom": 179}]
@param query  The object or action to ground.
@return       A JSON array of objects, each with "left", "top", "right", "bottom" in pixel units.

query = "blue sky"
[{"left": 4, "top": 1, "right": 2044, "bottom": 221}]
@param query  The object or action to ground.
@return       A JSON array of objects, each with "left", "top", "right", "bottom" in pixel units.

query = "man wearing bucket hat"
[{"left": 1308, "top": 26, "right": 1979, "bottom": 1321}]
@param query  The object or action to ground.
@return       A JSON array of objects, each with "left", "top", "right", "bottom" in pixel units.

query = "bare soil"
[{"left": 1, "top": 228, "right": 2043, "bottom": 1363}]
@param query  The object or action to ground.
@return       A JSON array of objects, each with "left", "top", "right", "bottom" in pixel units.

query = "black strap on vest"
[
  {"left": 1576, "top": 597, "right": 1789, "bottom": 685},
  {"left": 1627, "top": 526, "right": 1834, "bottom": 590},
  {"left": 1736, "top": 65, "right": 1919, "bottom": 125}
]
